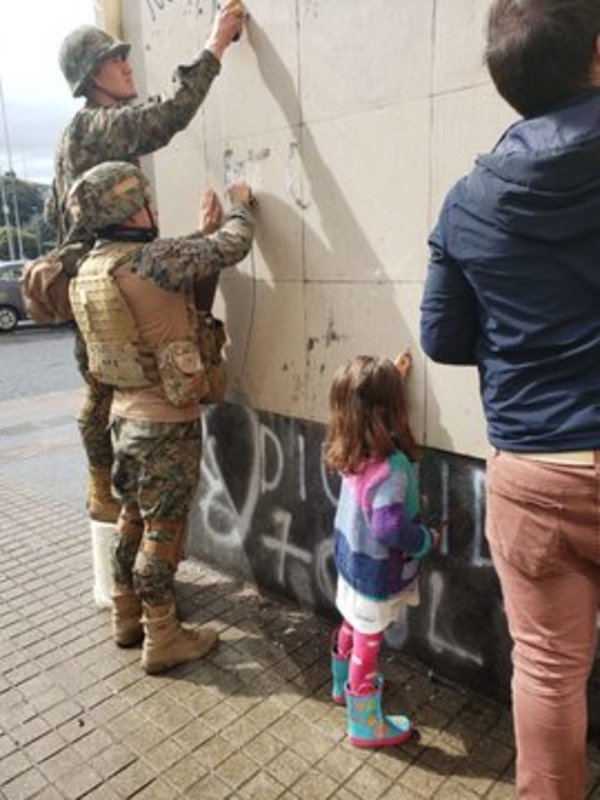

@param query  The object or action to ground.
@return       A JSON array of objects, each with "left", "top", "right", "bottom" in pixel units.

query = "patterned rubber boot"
[
  {"left": 331, "top": 628, "right": 349, "bottom": 705},
  {"left": 141, "top": 602, "right": 218, "bottom": 675},
  {"left": 111, "top": 584, "right": 143, "bottom": 647},
  {"left": 346, "top": 677, "right": 412, "bottom": 748}
]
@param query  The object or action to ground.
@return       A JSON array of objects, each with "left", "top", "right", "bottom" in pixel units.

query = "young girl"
[{"left": 325, "top": 353, "right": 437, "bottom": 749}]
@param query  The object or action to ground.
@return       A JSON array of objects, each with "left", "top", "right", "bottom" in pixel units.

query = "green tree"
[
  {"left": 0, "top": 173, "right": 49, "bottom": 230},
  {"left": 0, "top": 227, "right": 41, "bottom": 260},
  {"left": 0, "top": 174, "right": 52, "bottom": 258}
]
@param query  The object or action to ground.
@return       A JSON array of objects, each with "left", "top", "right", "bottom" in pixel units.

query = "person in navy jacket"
[{"left": 420, "top": 2, "right": 600, "bottom": 798}]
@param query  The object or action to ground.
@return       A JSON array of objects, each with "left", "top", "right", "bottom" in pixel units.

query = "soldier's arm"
[
  {"left": 132, "top": 204, "right": 255, "bottom": 292},
  {"left": 68, "top": 4, "right": 243, "bottom": 165},
  {"left": 70, "top": 51, "right": 221, "bottom": 167}
]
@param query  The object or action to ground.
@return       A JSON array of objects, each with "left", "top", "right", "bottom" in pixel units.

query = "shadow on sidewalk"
[{"left": 167, "top": 568, "right": 517, "bottom": 792}]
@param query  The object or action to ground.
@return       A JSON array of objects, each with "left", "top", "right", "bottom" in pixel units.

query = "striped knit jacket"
[{"left": 333, "top": 450, "right": 433, "bottom": 600}]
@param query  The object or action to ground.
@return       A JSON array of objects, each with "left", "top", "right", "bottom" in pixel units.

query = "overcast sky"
[{"left": 0, "top": 0, "right": 95, "bottom": 185}]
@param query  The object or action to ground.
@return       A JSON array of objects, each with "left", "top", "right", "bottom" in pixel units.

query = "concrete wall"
[{"left": 122, "top": 0, "right": 519, "bottom": 459}]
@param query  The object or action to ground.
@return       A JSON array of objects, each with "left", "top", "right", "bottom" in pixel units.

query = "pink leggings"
[
  {"left": 337, "top": 621, "right": 384, "bottom": 695},
  {"left": 486, "top": 450, "right": 600, "bottom": 800}
]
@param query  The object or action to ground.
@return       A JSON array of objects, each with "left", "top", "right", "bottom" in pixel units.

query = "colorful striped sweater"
[{"left": 333, "top": 451, "right": 433, "bottom": 600}]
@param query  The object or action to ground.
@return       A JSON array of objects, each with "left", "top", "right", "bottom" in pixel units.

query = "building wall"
[{"left": 121, "top": 0, "right": 519, "bottom": 459}]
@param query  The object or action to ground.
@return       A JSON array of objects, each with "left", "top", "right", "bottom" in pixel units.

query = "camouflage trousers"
[
  {"left": 74, "top": 330, "right": 118, "bottom": 522},
  {"left": 110, "top": 417, "right": 202, "bottom": 606}
]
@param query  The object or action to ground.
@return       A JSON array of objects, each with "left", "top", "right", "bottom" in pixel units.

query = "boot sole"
[
  {"left": 142, "top": 636, "right": 218, "bottom": 675},
  {"left": 349, "top": 729, "right": 413, "bottom": 749},
  {"left": 115, "top": 632, "right": 144, "bottom": 648}
]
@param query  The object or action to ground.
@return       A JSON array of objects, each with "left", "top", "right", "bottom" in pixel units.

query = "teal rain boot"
[
  {"left": 331, "top": 628, "right": 349, "bottom": 705},
  {"left": 346, "top": 677, "right": 412, "bottom": 748}
]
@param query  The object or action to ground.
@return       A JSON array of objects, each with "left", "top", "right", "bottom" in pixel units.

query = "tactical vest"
[{"left": 69, "top": 244, "right": 228, "bottom": 406}]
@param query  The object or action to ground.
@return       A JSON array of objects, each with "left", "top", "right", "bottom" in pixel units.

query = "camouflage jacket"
[
  {"left": 46, "top": 49, "right": 221, "bottom": 243},
  {"left": 73, "top": 203, "right": 254, "bottom": 394},
  {"left": 129, "top": 204, "right": 254, "bottom": 291}
]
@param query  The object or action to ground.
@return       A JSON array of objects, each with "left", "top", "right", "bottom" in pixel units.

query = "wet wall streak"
[{"left": 188, "top": 403, "right": 600, "bottom": 737}]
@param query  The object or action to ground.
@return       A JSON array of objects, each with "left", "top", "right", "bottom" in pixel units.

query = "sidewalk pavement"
[{"left": 1, "top": 480, "right": 600, "bottom": 800}]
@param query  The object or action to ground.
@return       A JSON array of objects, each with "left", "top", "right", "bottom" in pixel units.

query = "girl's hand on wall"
[{"left": 394, "top": 349, "right": 412, "bottom": 379}]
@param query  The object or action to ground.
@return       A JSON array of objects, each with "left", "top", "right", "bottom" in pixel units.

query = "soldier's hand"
[
  {"left": 228, "top": 182, "right": 256, "bottom": 208},
  {"left": 206, "top": 1, "right": 245, "bottom": 60},
  {"left": 199, "top": 189, "right": 224, "bottom": 235}
]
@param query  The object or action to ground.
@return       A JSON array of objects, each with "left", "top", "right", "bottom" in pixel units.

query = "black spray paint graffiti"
[{"left": 190, "top": 404, "right": 338, "bottom": 609}]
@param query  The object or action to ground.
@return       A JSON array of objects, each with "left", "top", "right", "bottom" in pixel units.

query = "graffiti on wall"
[
  {"left": 189, "top": 403, "right": 600, "bottom": 727},
  {"left": 190, "top": 403, "right": 338, "bottom": 609},
  {"left": 188, "top": 403, "right": 516, "bottom": 700}
]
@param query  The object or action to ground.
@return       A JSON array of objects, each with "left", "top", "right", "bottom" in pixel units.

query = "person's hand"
[
  {"left": 394, "top": 349, "right": 412, "bottom": 379},
  {"left": 205, "top": 1, "right": 245, "bottom": 60},
  {"left": 430, "top": 528, "right": 442, "bottom": 551},
  {"left": 198, "top": 189, "right": 223, "bottom": 235},
  {"left": 228, "top": 181, "right": 256, "bottom": 208}
]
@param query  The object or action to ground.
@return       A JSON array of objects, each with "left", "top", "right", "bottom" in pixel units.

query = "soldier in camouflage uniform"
[
  {"left": 66, "top": 161, "right": 255, "bottom": 674},
  {"left": 45, "top": 4, "right": 244, "bottom": 606}
]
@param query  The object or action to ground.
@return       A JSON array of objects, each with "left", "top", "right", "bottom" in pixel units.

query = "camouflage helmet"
[
  {"left": 67, "top": 161, "right": 150, "bottom": 231},
  {"left": 59, "top": 25, "right": 131, "bottom": 97}
]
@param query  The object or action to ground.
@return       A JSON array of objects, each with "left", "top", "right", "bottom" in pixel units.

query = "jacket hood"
[{"left": 471, "top": 89, "right": 600, "bottom": 241}]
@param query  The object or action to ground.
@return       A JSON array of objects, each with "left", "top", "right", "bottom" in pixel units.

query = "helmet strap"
[
  {"left": 88, "top": 77, "right": 122, "bottom": 107},
  {"left": 145, "top": 202, "right": 157, "bottom": 231}
]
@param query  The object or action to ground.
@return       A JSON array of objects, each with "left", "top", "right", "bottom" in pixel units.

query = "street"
[
  {"left": 0, "top": 323, "right": 86, "bottom": 511},
  {"left": 0, "top": 323, "right": 81, "bottom": 401}
]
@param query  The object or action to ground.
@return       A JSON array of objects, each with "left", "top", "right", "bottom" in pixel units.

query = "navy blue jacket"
[{"left": 421, "top": 90, "right": 600, "bottom": 452}]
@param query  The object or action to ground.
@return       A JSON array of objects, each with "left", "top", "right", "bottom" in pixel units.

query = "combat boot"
[
  {"left": 88, "top": 464, "right": 121, "bottom": 522},
  {"left": 111, "top": 584, "right": 143, "bottom": 647},
  {"left": 141, "top": 602, "right": 218, "bottom": 674}
]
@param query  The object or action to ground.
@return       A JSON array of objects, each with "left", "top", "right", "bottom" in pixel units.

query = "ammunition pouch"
[
  {"left": 195, "top": 311, "right": 228, "bottom": 404},
  {"left": 156, "top": 339, "right": 207, "bottom": 407}
]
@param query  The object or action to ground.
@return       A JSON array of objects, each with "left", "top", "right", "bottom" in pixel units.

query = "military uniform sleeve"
[
  {"left": 132, "top": 205, "right": 255, "bottom": 292},
  {"left": 69, "top": 50, "right": 221, "bottom": 169}
]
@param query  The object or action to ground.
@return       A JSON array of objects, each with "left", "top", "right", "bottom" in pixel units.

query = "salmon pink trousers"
[{"left": 486, "top": 449, "right": 600, "bottom": 800}]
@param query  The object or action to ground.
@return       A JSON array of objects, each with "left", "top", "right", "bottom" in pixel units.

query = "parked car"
[{"left": 0, "top": 260, "right": 27, "bottom": 332}]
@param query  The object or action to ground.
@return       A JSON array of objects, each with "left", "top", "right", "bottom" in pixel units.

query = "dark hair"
[
  {"left": 324, "top": 356, "right": 417, "bottom": 474},
  {"left": 486, "top": 0, "right": 600, "bottom": 116}
]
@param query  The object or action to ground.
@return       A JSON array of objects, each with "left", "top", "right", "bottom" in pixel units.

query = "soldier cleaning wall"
[
  {"left": 44, "top": 1, "right": 244, "bottom": 607},
  {"left": 67, "top": 160, "right": 255, "bottom": 673}
]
